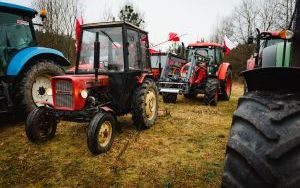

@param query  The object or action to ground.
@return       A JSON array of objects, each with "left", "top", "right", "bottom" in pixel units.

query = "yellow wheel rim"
[
  {"left": 145, "top": 89, "right": 157, "bottom": 120},
  {"left": 98, "top": 121, "right": 112, "bottom": 147}
]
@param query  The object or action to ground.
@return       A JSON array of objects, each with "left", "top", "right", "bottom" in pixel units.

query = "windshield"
[
  {"left": 0, "top": 12, "right": 34, "bottom": 73},
  {"left": 260, "top": 38, "right": 284, "bottom": 49},
  {"left": 150, "top": 55, "right": 168, "bottom": 68},
  {"left": 188, "top": 48, "right": 213, "bottom": 63},
  {"left": 78, "top": 27, "right": 124, "bottom": 73}
]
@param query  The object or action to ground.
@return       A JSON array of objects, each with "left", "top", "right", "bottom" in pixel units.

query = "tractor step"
[{"left": 160, "top": 88, "right": 182, "bottom": 94}]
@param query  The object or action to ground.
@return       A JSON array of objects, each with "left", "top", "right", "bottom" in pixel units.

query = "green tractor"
[{"left": 222, "top": 1, "right": 300, "bottom": 187}]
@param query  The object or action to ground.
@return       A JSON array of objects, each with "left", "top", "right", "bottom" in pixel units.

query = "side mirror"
[
  {"left": 247, "top": 36, "right": 254, "bottom": 44},
  {"left": 40, "top": 9, "right": 47, "bottom": 21}
]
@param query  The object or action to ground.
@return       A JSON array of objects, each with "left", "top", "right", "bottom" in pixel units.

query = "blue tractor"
[{"left": 0, "top": 2, "right": 69, "bottom": 114}]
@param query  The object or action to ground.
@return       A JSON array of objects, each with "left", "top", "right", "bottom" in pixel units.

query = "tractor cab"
[
  {"left": 247, "top": 30, "right": 293, "bottom": 69},
  {"left": 187, "top": 42, "right": 224, "bottom": 76},
  {"left": 0, "top": 2, "right": 38, "bottom": 75},
  {"left": 69, "top": 21, "right": 151, "bottom": 114}
]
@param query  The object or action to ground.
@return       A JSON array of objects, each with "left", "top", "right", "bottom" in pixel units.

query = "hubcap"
[
  {"left": 145, "top": 89, "right": 157, "bottom": 120},
  {"left": 98, "top": 121, "right": 112, "bottom": 147},
  {"left": 32, "top": 75, "right": 53, "bottom": 106}
]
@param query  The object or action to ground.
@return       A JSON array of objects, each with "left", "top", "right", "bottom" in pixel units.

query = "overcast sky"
[{"left": 3, "top": 0, "right": 240, "bottom": 50}]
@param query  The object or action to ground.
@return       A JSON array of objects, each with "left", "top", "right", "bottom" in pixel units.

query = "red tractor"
[
  {"left": 25, "top": 21, "right": 158, "bottom": 155},
  {"left": 158, "top": 42, "right": 232, "bottom": 105}
]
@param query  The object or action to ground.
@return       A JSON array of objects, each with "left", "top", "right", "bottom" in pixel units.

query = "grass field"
[{"left": 0, "top": 83, "right": 243, "bottom": 188}]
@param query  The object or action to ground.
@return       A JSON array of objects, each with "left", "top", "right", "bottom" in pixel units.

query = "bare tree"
[
  {"left": 100, "top": 0, "right": 115, "bottom": 22},
  {"left": 277, "top": 0, "right": 296, "bottom": 28},
  {"left": 31, "top": 0, "right": 83, "bottom": 64},
  {"left": 232, "top": 0, "right": 260, "bottom": 43},
  {"left": 258, "top": 0, "right": 281, "bottom": 31},
  {"left": 210, "top": 16, "right": 235, "bottom": 43}
]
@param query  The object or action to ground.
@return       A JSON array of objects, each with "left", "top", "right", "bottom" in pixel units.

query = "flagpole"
[{"left": 151, "top": 33, "right": 187, "bottom": 48}]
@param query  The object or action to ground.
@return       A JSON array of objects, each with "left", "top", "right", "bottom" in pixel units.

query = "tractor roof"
[
  {"left": 81, "top": 21, "right": 148, "bottom": 34},
  {"left": 188, "top": 42, "right": 223, "bottom": 48},
  {"left": 0, "top": 2, "right": 37, "bottom": 17}
]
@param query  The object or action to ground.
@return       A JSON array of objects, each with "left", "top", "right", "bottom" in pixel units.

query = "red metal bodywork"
[
  {"left": 137, "top": 73, "right": 154, "bottom": 84},
  {"left": 217, "top": 62, "right": 231, "bottom": 81},
  {"left": 180, "top": 63, "right": 207, "bottom": 84},
  {"left": 51, "top": 74, "right": 109, "bottom": 111}
]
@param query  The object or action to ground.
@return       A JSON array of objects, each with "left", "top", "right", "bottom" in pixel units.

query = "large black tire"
[
  {"left": 16, "top": 60, "right": 64, "bottom": 114},
  {"left": 162, "top": 93, "right": 177, "bottom": 103},
  {"left": 204, "top": 78, "right": 219, "bottom": 106},
  {"left": 25, "top": 106, "right": 57, "bottom": 143},
  {"left": 87, "top": 112, "right": 116, "bottom": 155},
  {"left": 132, "top": 78, "right": 158, "bottom": 129},
  {"left": 219, "top": 68, "right": 233, "bottom": 100},
  {"left": 222, "top": 91, "right": 300, "bottom": 188}
]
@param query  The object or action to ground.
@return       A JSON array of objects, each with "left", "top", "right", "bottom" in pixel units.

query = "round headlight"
[
  {"left": 80, "top": 89, "right": 88, "bottom": 99},
  {"left": 46, "top": 88, "right": 52, "bottom": 96}
]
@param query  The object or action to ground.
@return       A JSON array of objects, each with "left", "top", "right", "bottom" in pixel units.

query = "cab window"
[{"left": 127, "top": 29, "right": 140, "bottom": 70}]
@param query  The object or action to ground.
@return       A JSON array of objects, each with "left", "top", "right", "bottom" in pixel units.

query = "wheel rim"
[
  {"left": 145, "top": 89, "right": 157, "bottom": 120},
  {"left": 225, "top": 75, "right": 232, "bottom": 96},
  {"left": 32, "top": 75, "right": 53, "bottom": 106},
  {"left": 98, "top": 121, "right": 113, "bottom": 147}
]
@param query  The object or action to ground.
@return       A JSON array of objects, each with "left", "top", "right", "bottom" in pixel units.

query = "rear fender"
[
  {"left": 217, "top": 62, "right": 231, "bottom": 81},
  {"left": 7, "top": 47, "right": 70, "bottom": 76},
  {"left": 137, "top": 73, "right": 154, "bottom": 84},
  {"left": 242, "top": 67, "right": 300, "bottom": 92}
]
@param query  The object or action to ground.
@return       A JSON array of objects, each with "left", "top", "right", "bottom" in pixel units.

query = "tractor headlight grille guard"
[{"left": 55, "top": 80, "right": 73, "bottom": 108}]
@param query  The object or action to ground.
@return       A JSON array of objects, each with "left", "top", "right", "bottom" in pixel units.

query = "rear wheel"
[
  {"left": 25, "top": 106, "right": 57, "bottom": 143},
  {"left": 162, "top": 93, "right": 177, "bottom": 103},
  {"left": 132, "top": 78, "right": 158, "bottom": 129},
  {"left": 219, "top": 68, "right": 233, "bottom": 100},
  {"left": 204, "top": 78, "right": 218, "bottom": 106},
  {"left": 16, "top": 60, "right": 64, "bottom": 114},
  {"left": 222, "top": 91, "right": 300, "bottom": 188},
  {"left": 87, "top": 112, "right": 116, "bottom": 155}
]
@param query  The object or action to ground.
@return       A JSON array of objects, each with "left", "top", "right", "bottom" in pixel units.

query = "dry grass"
[{"left": 0, "top": 83, "right": 243, "bottom": 188}]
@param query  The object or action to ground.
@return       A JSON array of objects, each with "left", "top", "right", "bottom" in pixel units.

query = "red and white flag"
[
  {"left": 168, "top": 32, "right": 180, "bottom": 42},
  {"left": 75, "top": 17, "right": 84, "bottom": 52},
  {"left": 224, "top": 35, "right": 237, "bottom": 55}
]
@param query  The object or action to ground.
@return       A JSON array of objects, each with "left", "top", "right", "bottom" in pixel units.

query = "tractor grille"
[{"left": 55, "top": 80, "right": 73, "bottom": 108}]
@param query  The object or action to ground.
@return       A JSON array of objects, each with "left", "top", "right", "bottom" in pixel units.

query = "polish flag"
[
  {"left": 75, "top": 17, "right": 84, "bottom": 52},
  {"left": 224, "top": 35, "right": 237, "bottom": 55}
]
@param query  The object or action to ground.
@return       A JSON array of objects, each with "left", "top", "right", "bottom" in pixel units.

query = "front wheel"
[
  {"left": 25, "top": 106, "right": 57, "bottom": 143},
  {"left": 204, "top": 78, "right": 219, "bottom": 106},
  {"left": 222, "top": 91, "right": 300, "bottom": 187},
  {"left": 87, "top": 112, "right": 116, "bottom": 155},
  {"left": 132, "top": 78, "right": 158, "bottom": 129}
]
